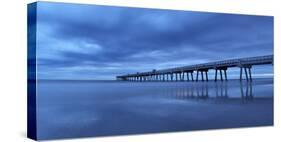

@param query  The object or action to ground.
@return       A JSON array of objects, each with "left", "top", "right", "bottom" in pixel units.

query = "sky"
[{"left": 34, "top": 2, "right": 273, "bottom": 80}]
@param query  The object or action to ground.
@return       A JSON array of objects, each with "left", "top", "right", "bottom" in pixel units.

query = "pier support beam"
[
  {"left": 215, "top": 69, "right": 218, "bottom": 81},
  {"left": 248, "top": 67, "right": 252, "bottom": 81},
  {"left": 196, "top": 71, "right": 199, "bottom": 81},
  {"left": 205, "top": 71, "right": 208, "bottom": 81},
  {"left": 196, "top": 69, "right": 208, "bottom": 82},
  {"left": 244, "top": 68, "right": 248, "bottom": 81},
  {"left": 201, "top": 71, "right": 204, "bottom": 81},
  {"left": 240, "top": 65, "right": 252, "bottom": 82},
  {"left": 240, "top": 67, "right": 242, "bottom": 81},
  {"left": 223, "top": 69, "right": 227, "bottom": 81},
  {"left": 215, "top": 67, "right": 227, "bottom": 82},
  {"left": 219, "top": 70, "right": 223, "bottom": 81},
  {"left": 185, "top": 72, "right": 194, "bottom": 81},
  {"left": 186, "top": 72, "right": 189, "bottom": 81}
]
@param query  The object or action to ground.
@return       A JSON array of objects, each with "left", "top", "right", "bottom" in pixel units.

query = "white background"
[{"left": 0, "top": 0, "right": 280, "bottom": 141}]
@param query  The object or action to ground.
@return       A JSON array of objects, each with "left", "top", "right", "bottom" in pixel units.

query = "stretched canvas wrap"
[{"left": 27, "top": 1, "right": 274, "bottom": 141}]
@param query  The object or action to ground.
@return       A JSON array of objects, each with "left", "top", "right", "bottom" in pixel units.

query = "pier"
[{"left": 116, "top": 55, "right": 273, "bottom": 82}]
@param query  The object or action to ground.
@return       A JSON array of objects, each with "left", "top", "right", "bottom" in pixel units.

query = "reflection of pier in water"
[
  {"left": 240, "top": 82, "right": 254, "bottom": 100},
  {"left": 161, "top": 81, "right": 256, "bottom": 102}
]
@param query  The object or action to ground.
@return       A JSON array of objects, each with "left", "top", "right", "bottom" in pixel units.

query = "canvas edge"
[{"left": 27, "top": 2, "right": 38, "bottom": 141}]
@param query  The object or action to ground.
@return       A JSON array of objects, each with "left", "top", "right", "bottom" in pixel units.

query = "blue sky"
[{"left": 35, "top": 2, "right": 273, "bottom": 80}]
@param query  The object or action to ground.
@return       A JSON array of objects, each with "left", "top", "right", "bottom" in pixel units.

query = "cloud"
[{"left": 34, "top": 2, "right": 273, "bottom": 80}]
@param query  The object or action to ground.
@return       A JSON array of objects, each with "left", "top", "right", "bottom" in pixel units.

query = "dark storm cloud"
[{"left": 35, "top": 2, "right": 273, "bottom": 80}]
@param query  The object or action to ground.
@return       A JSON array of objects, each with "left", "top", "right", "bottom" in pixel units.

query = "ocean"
[{"left": 36, "top": 78, "right": 273, "bottom": 140}]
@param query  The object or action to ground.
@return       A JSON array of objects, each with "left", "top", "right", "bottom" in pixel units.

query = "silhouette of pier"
[{"left": 116, "top": 55, "right": 273, "bottom": 82}]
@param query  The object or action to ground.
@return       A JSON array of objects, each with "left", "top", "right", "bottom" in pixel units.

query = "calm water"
[{"left": 37, "top": 78, "right": 273, "bottom": 140}]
